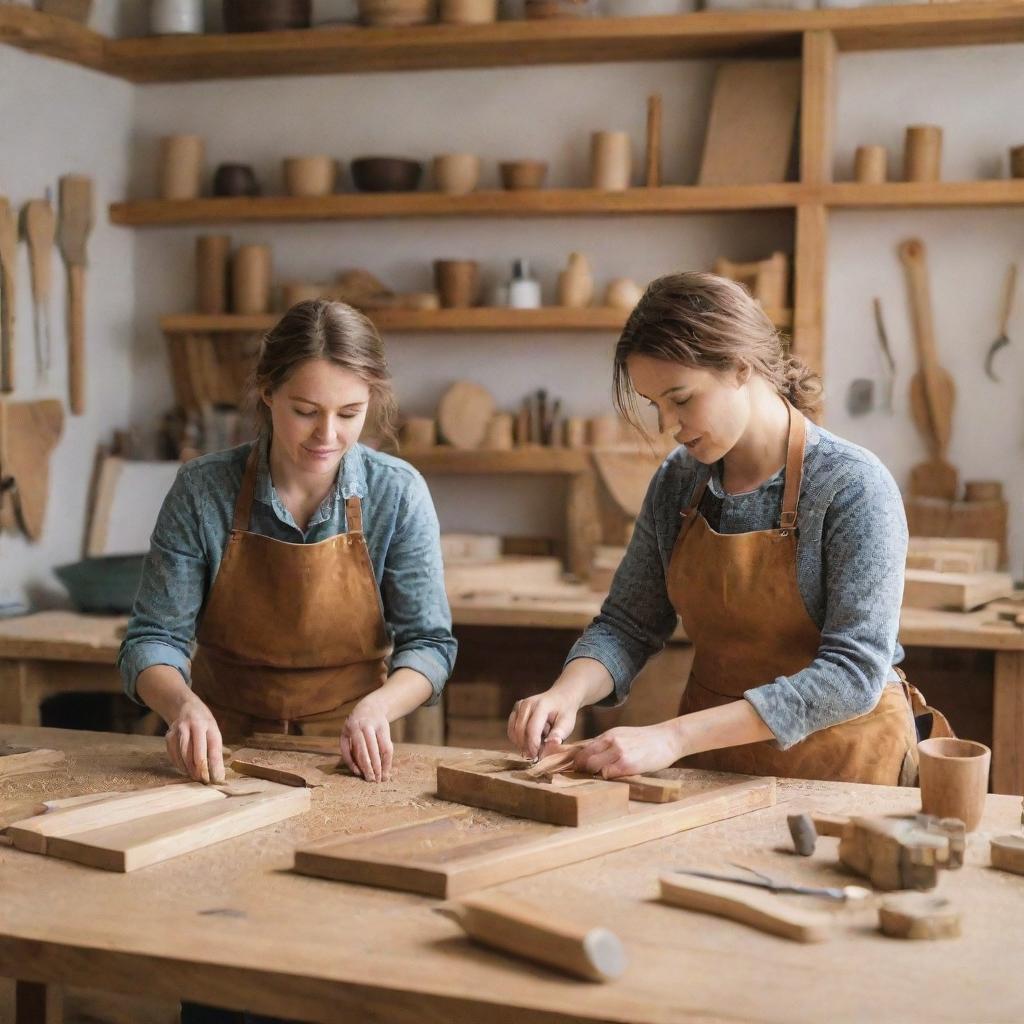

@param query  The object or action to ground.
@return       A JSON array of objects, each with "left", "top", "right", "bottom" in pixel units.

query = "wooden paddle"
[
  {"left": 898, "top": 239, "right": 958, "bottom": 500},
  {"left": 57, "top": 175, "right": 94, "bottom": 416},
  {"left": 0, "top": 399, "right": 64, "bottom": 539},
  {"left": 23, "top": 197, "right": 56, "bottom": 378}
]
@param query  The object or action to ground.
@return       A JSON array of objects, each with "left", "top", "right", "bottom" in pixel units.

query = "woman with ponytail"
[{"left": 509, "top": 272, "right": 946, "bottom": 785}]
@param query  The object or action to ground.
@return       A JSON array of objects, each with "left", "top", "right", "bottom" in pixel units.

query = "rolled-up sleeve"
[
  {"left": 744, "top": 465, "right": 908, "bottom": 749},
  {"left": 117, "top": 465, "right": 209, "bottom": 705},
  {"left": 564, "top": 465, "right": 679, "bottom": 705},
  {"left": 381, "top": 472, "right": 456, "bottom": 705}
]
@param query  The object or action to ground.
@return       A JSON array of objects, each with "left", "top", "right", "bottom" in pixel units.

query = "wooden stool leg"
[
  {"left": 16, "top": 980, "right": 63, "bottom": 1023},
  {"left": 992, "top": 651, "right": 1024, "bottom": 796},
  {"left": 0, "top": 662, "right": 38, "bottom": 727}
]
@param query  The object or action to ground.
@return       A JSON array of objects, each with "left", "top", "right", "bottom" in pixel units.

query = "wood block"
[
  {"left": 905, "top": 496, "right": 1009, "bottom": 568},
  {"left": 878, "top": 893, "right": 961, "bottom": 940},
  {"left": 698, "top": 61, "right": 801, "bottom": 186},
  {"left": 444, "top": 556, "right": 564, "bottom": 595},
  {"left": 229, "top": 753, "right": 328, "bottom": 788},
  {"left": 906, "top": 537, "right": 999, "bottom": 574},
  {"left": 245, "top": 733, "right": 340, "bottom": 755},
  {"left": 294, "top": 775, "right": 775, "bottom": 897},
  {"left": 0, "top": 748, "right": 65, "bottom": 780},
  {"left": 659, "top": 874, "right": 832, "bottom": 944},
  {"left": 446, "top": 682, "right": 509, "bottom": 719},
  {"left": 991, "top": 834, "right": 1024, "bottom": 876},
  {"left": 436, "top": 761, "right": 629, "bottom": 827},
  {"left": 902, "top": 570, "right": 1014, "bottom": 612}
]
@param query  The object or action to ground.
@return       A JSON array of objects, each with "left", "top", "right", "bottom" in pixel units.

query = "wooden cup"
[
  {"left": 483, "top": 413, "right": 514, "bottom": 450},
  {"left": 432, "top": 154, "right": 481, "bottom": 196},
  {"left": 904, "top": 125, "right": 943, "bottom": 182},
  {"left": 499, "top": 160, "right": 549, "bottom": 191},
  {"left": 590, "top": 131, "right": 632, "bottom": 191},
  {"left": 854, "top": 144, "right": 887, "bottom": 184},
  {"left": 963, "top": 480, "right": 1003, "bottom": 502},
  {"left": 283, "top": 156, "right": 337, "bottom": 197},
  {"left": 434, "top": 260, "right": 480, "bottom": 308},
  {"left": 588, "top": 415, "right": 620, "bottom": 447},
  {"left": 195, "top": 235, "right": 231, "bottom": 314},
  {"left": 159, "top": 134, "right": 205, "bottom": 200},
  {"left": 1010, "top": 145, "right": 1024, "bottom": 179},
  {"left": 564, "top": 416, "right": 587, "bottom": 449},
  {"left": 401, "top": 417, "right": 437, "bottom": 449},
  {"left": 439, "top": 0, "right": 497, "bottom": 23},
  {"left": 918, "top": 737, "right": 991, "bottom": 832},
  {"left": 232, "top": 244, "right": 272, "bottom": 315}
]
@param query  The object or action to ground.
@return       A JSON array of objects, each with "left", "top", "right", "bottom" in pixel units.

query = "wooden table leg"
[
  {"left": 16, "top": 980, "right": 63, "bottom": 1023},
  {"left": 992, "top": 650, "right": 1024, "bottom": 796},
  {"left": 566, "top": 468, "right": 601, "bottom": 582},
  {"left": 0, "top": 661, "right": 38, "bottom": 726}
]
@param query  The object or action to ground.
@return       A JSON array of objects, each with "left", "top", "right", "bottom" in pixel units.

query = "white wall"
[{"left": 0, "top": 45, "right": 136, "bottom": 607}]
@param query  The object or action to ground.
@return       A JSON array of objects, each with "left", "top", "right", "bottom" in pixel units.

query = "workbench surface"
[{"left": 1, "top": 725, "right": 1022, "bottom": 1023}]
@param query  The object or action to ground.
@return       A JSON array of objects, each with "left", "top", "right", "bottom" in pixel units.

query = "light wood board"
[
  {"left": 294, "top": 774, "right": 775, "bottom": 897},
  {"left": 902, "top": 569, "right": 1014, "bottom": 612}
]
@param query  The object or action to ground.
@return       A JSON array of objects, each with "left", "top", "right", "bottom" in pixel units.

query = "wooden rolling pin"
[
  {"left": 659, "top": 874, "right": 833, "bottom": 944},
  {"left": 445, "top": 891, "right": 627, "bottom": 982}
]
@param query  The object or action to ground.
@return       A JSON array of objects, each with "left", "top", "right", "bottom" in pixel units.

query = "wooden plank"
[
  {"left": 0, "top": 747, "right": 64, "bottom": 780},
  {"left": 992, "top": 651, "right": 1024, "bottom": 796},
  {"left": 906, "top": 537, "right": 1000, "bottom": 574},
  {"left": 15, "top": 980, "right": 62, "bottom": 1024},
  {"left": 437, "top": 762, "right": 628, "bottom": 826},
  {"left": 294, "top": 775, "right": 775, "bottom": 897},
  {"left": 902, "top": 570, "right": 1015, "bottom": 612},
  {"left": 792, "top": 202, "right": 827, "bottom": 383},
  {"left": 0, "top": 611, "right": 124, "bottom": 662},
  {"left": 800, "top": 30, "right": 836, "bottom": 187},
  {"left": 44, "top": 785, "right": 310, "bottom": 872},
  {"left": 825, "top": 180, "right": 1024, "bottom": 209}
]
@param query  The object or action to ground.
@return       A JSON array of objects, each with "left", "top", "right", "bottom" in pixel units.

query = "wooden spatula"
[
  {"left": 23, "top": 197, "right": 56, "bottom": 379},
  {"left": 57, "top": 175, "right": 94, "bottom": 416},
  {"left": 0, "top": 198, "right": 19, "bottom": 394},
  {"left": 898, "top": 239, "right": 958, "bottom": 500}
]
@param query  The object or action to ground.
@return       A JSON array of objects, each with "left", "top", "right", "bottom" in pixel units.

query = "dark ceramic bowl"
[
  {"left": 350, "top": 157, "right": 423, "bottom": 193},
  {"left": 223, "top": 0, "right": 312, "bottom": 33},
  {"left": 212, "top": 163, "right": 261, "bottom": 197}
]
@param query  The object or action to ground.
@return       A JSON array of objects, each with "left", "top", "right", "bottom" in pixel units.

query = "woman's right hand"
[
  {"left": 165, "top": 696, "right": 225, "bottom": 784},
  {"left": 507, "top": 687, "right": 582, "bottom": 761}
]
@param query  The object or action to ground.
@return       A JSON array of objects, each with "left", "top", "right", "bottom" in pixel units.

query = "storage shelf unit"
[{"left": 402, "top": 447, "right": 592, "bottom": 475}]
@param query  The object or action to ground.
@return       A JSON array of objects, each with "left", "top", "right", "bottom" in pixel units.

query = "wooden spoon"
[
  {"left": 57, "top": 175, "right": 94, "bottom": 416},
  {"left": 898, "top": 238, "right": 958, "bottom": 500}
]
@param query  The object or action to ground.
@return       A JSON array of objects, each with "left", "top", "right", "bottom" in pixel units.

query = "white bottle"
[
  {"left": 150, "top": 0, "right": 204, "bottom": 35},
  {"left": 507, "top": 259, "right": 541, "bottom": 309}
]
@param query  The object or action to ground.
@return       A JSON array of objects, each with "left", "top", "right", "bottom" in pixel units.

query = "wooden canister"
[
  {"left": 401, "top": 417, "right": 437, "bottom": 449},
  {"left": 918, "top": 737, "right": 991, "bottom": 832},
  {"left": 1010, "top": 145, "right": 1024, "bottom": 179},
  {"left": 564, "top": 416, "right": 587, "bottom": 449},
  {"left": 283, "top": 156, "right": 337, "bottom": 198},
  {"left": 590, "top": 131, "right": 632, "bottom": 191},
  {"left": 854, "top": 144, "right": 887, "bottom": 184},
  {"left": 483, "top": 413, "right": 514, "bottom": 450},
  {"left": 904, "top": 125, "right": 942, "bottom": 182},
  {"left": 159, "top": 134, "right": 205, "bottom": 200},
  {"left": 232, "top": 244, "right": 272, "bottom": 315},
  {"left": 963, "top": 480, "right": 1003, "bottom": 502},
  {"left": 196, "top": 235, "right": 231, "bottom": 314},
  {"left": 433, "top": 260, "right": 480, "bottom": 308},
  {"left": 588, "top": 415, "right": 620, "bottom": 447}
]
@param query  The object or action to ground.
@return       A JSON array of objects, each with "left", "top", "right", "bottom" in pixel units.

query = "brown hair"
[
  {"left": 249, "top": 299, "right": 398, "bottom": 446},
  {"left": 613, "top": 271, "right": 822, "bottom": 430}
]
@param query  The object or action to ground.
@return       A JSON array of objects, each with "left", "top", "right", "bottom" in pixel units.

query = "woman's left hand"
[
  {"left": 340, "top": 695, "right": 393, "bottom": 783},
  {"left": 573, "top": 722, "right": 684, "bottom": 779}
]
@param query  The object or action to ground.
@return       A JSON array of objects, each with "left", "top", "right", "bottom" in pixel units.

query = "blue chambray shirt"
[
  {"left": 566, "top": 420, "right": 909, "bottom": 750},
  {"left": 118, "top": 436, "right": 456, "bottom": 707}
]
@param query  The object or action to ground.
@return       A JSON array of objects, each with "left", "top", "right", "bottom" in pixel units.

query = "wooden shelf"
[
  {"left": 402, "top": 447, "right": 591, "bottom": 475},
  {"left": 825, "top": 180, "right": 1024, "bottom": 209},
  {"left": 111, "top": 185, "right": 804, "bottom": 226},
  {"left": 7, "top": 5, "right": 1024, "bottom": 82}
]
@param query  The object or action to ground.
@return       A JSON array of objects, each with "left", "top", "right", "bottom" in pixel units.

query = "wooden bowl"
[
  {"left": 357, "top": 0, "right": 435, "bottom": 26},
  {"left": 351, "top": 157, "right": 423, "bottom": 193},
  {"left": 222, "top": 0, "right": 312, "bottom": 32},
  {"left": 439, "top": 0, "right": 497, "bottom": 23},
  {"left": 499, "top": 160, "right": 549, "bottom": 190}
]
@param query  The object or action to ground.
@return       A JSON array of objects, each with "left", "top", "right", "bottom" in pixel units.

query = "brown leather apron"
[
  {"left": 668, "top": 405, "right": 947, "bottom": 785},
  {"left": 190, "top": 448, "right": 391, "bottom": 743}
]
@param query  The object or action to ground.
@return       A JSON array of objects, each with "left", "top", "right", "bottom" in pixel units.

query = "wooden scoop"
[
  {"left": 898, "top": 239, "right": 957, "bottom": 500},
  {"left": 57, "top": 175, "right": 94, "bottom": 416}
]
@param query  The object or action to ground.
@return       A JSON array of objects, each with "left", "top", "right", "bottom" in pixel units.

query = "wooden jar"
[
  {"left": 854, "top": 145, "right": 887, "bottom": 184},
  {"left": 1010, "top": 145, "right": 1024, "bottom": 179},
  {"left": 483, "top": 413, "right": 515, "bottom": 450},
  {"left": 499, "top": 160, "right": 549, "bottom": 191},
  {"left": 401, "top": 417, "right": 437, "bottom": 449},
  {"left": 590, "top": 131, "right": 632, "bottom": 191},
  {"left": 159, "top": 134, "right": 205, "bottom": 200},
  {"left": 904, "top": 125, "right": 942, "bottom": 182},
  {"left": 918, "top": 737, "right": 991, "bottom": 832},
  {"left": 195, "top": 235, "right": 231, "bottom": 315},
  {"left": 557, "top": 252, "right": 594, "bottom": 308},
  {"left": 434, "top": 260, "right": 480, "bottom": 308},
  {"left": 432, "top": 154, "right": 481, "bottom": 196},
  {"left": 283, "top": 156, "right": 337, "bottom": 197},
  {"left": 232, "top": 244, "right": 272, "bottom": 315}
]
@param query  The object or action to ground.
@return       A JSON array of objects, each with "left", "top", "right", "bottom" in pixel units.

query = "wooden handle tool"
[
  {"left": 659, "top": 874, "right": 833, "bottom": 944},
  {"left": 0, "top": 198, "right": 18, "bottom": 394},
  {"left": 645, "top": 93, "right": 662, "bottom": 188},
  {"left": 444, "top": 891, "right": 627, "bottom": 982},
  {"left": 57, "top": 175, "right": 94, "bottom": 416},
  {"left": 23, "top": 197, "right": 56, "bottom": 377}
]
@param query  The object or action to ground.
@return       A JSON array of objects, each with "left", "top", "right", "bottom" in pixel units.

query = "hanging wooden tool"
[
  {"left": 984, "top": 262, "right": 1017, "bottom": 382},
  {"left": 0, "top": 197, "right": 18, "bottom": 394},
  {"left": 898, "top": 239, "right": 958, "bottom": 500},
  {"left": 57, "top": 175, "right": 94, "bottom": 416},
  {"left": 644, "top": 93, "right": 662, "bottom": 188},
  {"left": 0, "top": 398, "right": 64, "bottom": 539},
  {"left": 23, "top": 195, "right": 56, "bottom": 380}
]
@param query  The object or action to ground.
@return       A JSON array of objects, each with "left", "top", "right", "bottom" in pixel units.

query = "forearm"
[
  {"left": 135, "top": 665, "right": 203, "bottom": 726},
  {"left": 365, "top": 667, "right": 434, "bottom": 722},
  {"left": 674, "top": 698, "right": 774, "bottom": 756},
  {"left": 551, "top": 657, "right": 615, "bottom": 709}
]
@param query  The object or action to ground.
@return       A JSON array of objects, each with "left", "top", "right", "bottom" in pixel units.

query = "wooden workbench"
[
  {"left": 2, "top": 601, "right": 1023, "bottom": 792},
  {"left": 1, "top": 725, "right": 1023, "bottom": 1023}
]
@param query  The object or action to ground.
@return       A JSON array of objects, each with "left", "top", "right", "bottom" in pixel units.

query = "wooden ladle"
[{"left": 898, "top": 239, "right": 958, "bottom": 500}]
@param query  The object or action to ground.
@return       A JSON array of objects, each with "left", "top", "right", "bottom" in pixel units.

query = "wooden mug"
[
  {"left": 918, "top": 737, "right": 991, "bottom": 832},
  {"left": 563, "top": 416, "right": 587, "bottom": 449},
  {"left": 432, "top": 154, "right": 481, "bottom": 196},
  {"left": 283, "top": 156, "right": 337, "bottom": 197},
  {"left": 483, "top": 413, "right": 514, "bottom": 450},
  {"left": 904, "top": 125, "right": 942, "bottom": 182},
  {"left": 499, "top": 160, "right": 548, "bottom": 190},
  {"left": 401, "top": 417, "right": 437, "bottom": 449},
  {"left": 590, "top": 131, "right": 632, "bottom": 191},
  {"left": 195, "top": 235, "right": 231, "bottom": 315},
  {"left": 439, "top": 0, "right": 497, "bottom": 24},
  {"left": 232, "top": 244, "right": 272, "bottom": 315},
  {"left": 854, "top": 144, "right": 887, "bottom": 184},
  {"left": 434, "top": 260, "right": 480, "bottom": 308},
  {"left": 159, "top": 134, "right": 204, "bottom": 200}
]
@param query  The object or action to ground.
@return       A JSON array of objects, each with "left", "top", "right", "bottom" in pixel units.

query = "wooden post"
[
  {"left": 16, "top": 981, "right": 63, "bottom": 1024},
  {"left": 992, "top": 650, "right": 1024, "bottom": 795},
  {"left": 566, "top": 467, "right": 601, "bottom": 582},
  {"left": 0, "top": 661, "right": 37, "bottom": 726}
]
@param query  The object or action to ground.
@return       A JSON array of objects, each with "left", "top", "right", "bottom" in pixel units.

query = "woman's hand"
[
  {"left": 573, "top": 721, "right": 685, "bottom": 779},
  {"left": 340, "top": 694, "right": 393, "bottom": 783},
  {"left": 508, "top": 689, "right": 582, "bottom": 761},
  {"left": 165, "top": 696, "right": 225, "bottom": 784}
]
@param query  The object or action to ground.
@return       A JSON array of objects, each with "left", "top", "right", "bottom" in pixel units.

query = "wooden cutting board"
[
  {"left": 437, "top": 380, "right": 495, "bottom": 449},
  {"left": 294, "top": 774, "right": 774, "bottom": 898},
  {"left": 0, "top": 398, "right": 64, "bottom": 540}
]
